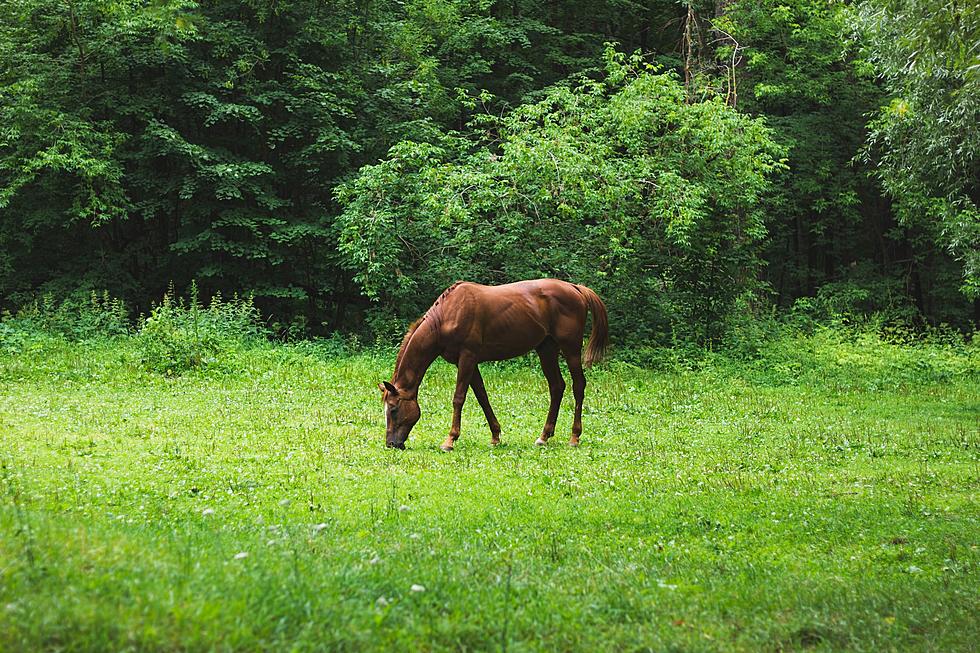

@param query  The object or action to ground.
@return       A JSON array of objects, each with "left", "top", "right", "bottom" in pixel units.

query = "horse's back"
[
  {"left": 450, "top": 279, "right": 585, "bottom": 321},
  {"left": 435, "top": 279, "right": 587, "bottom": 361}
]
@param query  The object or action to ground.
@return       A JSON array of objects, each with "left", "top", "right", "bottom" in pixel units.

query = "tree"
[
  {"left": 337, "top": 49, "right": 784, "bottom": 344},
  {"left": 859, "top": 0, "right": 980, "bottom": 298},
  {"left": 716, "top": 0, "right": 884, "bottom": 300},
  {"left": 0, "top": 0, "right": 693, "bottom": 331}
]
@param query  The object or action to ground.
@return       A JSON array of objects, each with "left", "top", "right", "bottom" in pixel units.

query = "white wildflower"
[
  {"left": 233, "top": 552, "right": 248, "bottom": 560},
  {"left": 410, "top": 584, "right": 425, "bottom": 593}
]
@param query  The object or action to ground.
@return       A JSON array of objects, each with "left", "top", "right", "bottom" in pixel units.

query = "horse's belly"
[
  {"left": 442, "top": 337, "right": 540, "bottom": 364},
  {"left": 476, "top": 341, "right": 538, "bottom": 362},
  {"left": 474, "top": 324, "right": 547, "bottom": 361},
  {"left": 471, "top": 301, "right": 550, "bottom": 361}
]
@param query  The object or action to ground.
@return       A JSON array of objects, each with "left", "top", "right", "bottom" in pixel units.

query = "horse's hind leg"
[
  {"left": 561, "top": 347, "right": 586, "bottom": 447},
  {"left": 470, "top": 366, "right": 502, "bottom": 445},
  {"left": 535, "top": 338, "right": 565, "bottom": 446}
]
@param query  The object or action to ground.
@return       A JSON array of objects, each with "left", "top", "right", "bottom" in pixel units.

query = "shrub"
[
  {"left": 2, "top": 291, "right": 129, "bottom": 342},
  {"left": 135, "top": 287, "right": 267, "bottom": 375},
  {"left": 336, "top": 48, "right": 784, "bottom": 347},
  {"left": 0, "top": 320, "right": 33, "bottom": 355},
  {"left": 787, "top": 268, "right": 921, "bottom": 332}
]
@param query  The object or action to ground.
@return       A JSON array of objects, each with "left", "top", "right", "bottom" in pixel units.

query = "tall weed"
[
  {"left": 0, "top": 291, "right": 128, "bottom": 351},
  {"left": 135, "top": 287, "right": 267, "bottom": 375}
]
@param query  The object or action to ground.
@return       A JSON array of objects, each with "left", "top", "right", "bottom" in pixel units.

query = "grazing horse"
[{"left": 378, "top": 279, "right": 608, "bottom": 450}]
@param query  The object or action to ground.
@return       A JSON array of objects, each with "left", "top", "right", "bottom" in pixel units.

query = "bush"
[
  {"left": 287, "top": 332, "right": 362, "bottom": 360},
  {"left": 1, "top": 291, "right": 129, "bottom": 343},
  {"left": 336, "top": 48, "right": 784, "bottom": 347},
  {"left": 787, "top": 268, "right": 921, "bottom": 331},
  {"left": 0, "top": 321, "right": 34, "bottom": 355},
  {"left": 135, "top": 287, "right": 267, "bottom": 375}
]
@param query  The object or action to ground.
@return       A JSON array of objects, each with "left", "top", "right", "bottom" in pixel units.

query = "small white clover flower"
[
  {"left": 410, "top": 584, "right": 425, "bottom": 593},
  {"left": 369, "top": 556, "right": 381, "bottom": 565},
  {"left": 376, "top": 596, "right": 390, "bottom": 608},
  {"left": 313, "top": 523, "right": 328, "bottom": 533},
  {"left": 233, "top": 552, "right": 248, "bottom": 560},
  {"left": 202, "top": 508, "right": 215, "bottom": 517},
  {"left": 279, "top": 499, "right": 291, "bottom": 507}
]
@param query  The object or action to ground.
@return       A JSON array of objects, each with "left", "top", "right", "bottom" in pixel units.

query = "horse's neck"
[{"left": 393, "top": 319, "right": 441, "bottom": 395}]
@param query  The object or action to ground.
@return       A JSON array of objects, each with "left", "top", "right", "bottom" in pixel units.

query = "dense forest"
[{"left": 1, "top": 0, "right": 977, "bottom": 344}]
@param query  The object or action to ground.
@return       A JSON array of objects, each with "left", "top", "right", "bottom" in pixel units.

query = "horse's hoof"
[
  {"left": 440, "top": 444, "right": 454, "bottom": 452},
  {"left": 569, "top": 438, "right": 580, "bottom": 447},
  {"left": 490, "top": 439, "right": 501, "bottom": 446},
  {"left": 534, "top": 437, "right": 547, "bottom": 446}
]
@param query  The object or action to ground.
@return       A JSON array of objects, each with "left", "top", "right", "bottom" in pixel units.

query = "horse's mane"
[
  {"left": 393, "top": 281, "right": 464, "bottom": 373},
  {"left": 430, "top": 280, "right": 464, "bottom": 311},
  {"left": 394, "top": 317, "right": 424, "bottom": 371}
]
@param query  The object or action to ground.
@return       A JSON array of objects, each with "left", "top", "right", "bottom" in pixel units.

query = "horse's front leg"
[
  {"left": 441, "top": 353, "right": 476, "bottom": 452},
  {"left": 470, "top": 366, "right": 502, "bottom": 445}
]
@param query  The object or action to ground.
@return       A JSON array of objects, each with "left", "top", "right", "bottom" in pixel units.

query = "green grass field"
[{"left": 1, "top": 332, "right": 977, "bottom": 651}]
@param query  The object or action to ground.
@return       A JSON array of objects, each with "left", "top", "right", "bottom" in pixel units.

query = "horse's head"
[{"left": 379, "top": 381, "right": 420, "bottom": 449}]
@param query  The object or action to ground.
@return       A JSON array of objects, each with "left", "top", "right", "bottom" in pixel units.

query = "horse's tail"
[{"left": 577, "top": 284, "right": 609, "bottom": 367}]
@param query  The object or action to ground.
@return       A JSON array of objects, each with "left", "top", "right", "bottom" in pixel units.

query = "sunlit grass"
[{"left": 1, "top": 334, "right": 977, "bottom": 651}]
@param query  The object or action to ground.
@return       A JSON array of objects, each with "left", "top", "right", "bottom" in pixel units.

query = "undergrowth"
[{"left": 1, "top": 289, "right": 975, "bottom": 387}]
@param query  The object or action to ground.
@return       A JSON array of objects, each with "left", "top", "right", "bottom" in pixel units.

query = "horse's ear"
[
  {"left": 378, "top": 383, "right": 387, "bottom": 395},
  {"left": 382, "top": 381, "right": 398, "bottom": 395}
]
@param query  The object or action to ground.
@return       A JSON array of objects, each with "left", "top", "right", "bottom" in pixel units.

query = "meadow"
[{"left": 1, "top": 329, "right": 977, "bottom": 652}]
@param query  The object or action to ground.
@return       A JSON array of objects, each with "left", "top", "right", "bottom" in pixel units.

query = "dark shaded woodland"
[{"left": 2, "top": 0, "right": 976, "bottom": 341}]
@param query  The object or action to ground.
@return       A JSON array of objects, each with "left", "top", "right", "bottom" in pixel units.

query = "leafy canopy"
[
  {"left": 859, "top": 0, "right": 980, "bottom": 296},
  {"left": 337, "top": 49, "right": 785, "bottom": 344}
]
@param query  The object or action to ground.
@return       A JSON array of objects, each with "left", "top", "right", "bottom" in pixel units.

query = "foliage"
[
  {"left": 134, "top": 286, "right": 266, "bottom": 375},
  {"left": 737, "top": 325, "right": 978, "bottom": 389},
  {"left": 0, "top": 0, "right": 975, "bottom": 340},
  {"left": 786, "top": 270, "right": 921, "bottom": 329},
  {"left": 716, "top": 1, "right": 888, "bottom": 302},
  {"left": 0, "top": 291, "right": 129, "bottom": 347},
  {"left": 338, "top": 49, "right": 785, "bottom": 344},
  {"left": 858, "top": 0, "right": 980, "bottom": 296},
  {"left": 0, "top": 0, "right": 694, "bottom": 329},
  {"left": 1, "top": 334, "right": 977, "bottom": 651}
]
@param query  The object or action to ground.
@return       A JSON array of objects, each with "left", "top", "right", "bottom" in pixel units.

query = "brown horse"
[{"left": 378, "top": 279, "right": 608, "bottom": 450}]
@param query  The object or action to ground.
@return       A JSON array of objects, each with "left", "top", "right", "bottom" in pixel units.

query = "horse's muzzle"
[{"left": 386, "top": 440, "right": 406, "bottom": 450}]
